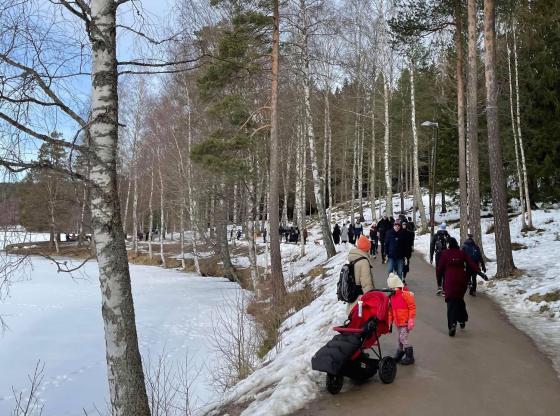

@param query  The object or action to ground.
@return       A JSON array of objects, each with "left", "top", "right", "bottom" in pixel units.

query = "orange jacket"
[{"left": 389, "top": 288, "right": 416, "bottom": 327}]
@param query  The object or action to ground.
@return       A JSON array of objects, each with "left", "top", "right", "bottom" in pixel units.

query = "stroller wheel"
[
  {"left": 326, "top": 373, "right": 344, "bottom": 394},
  {"left": 378, "top": 357, "right": 397, "bottom": 384}
]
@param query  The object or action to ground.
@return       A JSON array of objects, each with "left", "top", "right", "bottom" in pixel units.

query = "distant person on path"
[
  {"left": 377, "top": 214, "right": 391, "bottom": 263},
  {"left": 384, "top": 219, "right": 407, "bottom": 279},
  {"left": 303, "top": 228, "right": 308, "bottom": 244},
  {"left": 387, "top": 273, "right": 416, "bottom": 365},
  {"left": 401, "top": 221, "right": 415, "bottom": 282},
  {"left": 332, "top": 223, "right": 341, "bottom": 245},
  {"left": 262, "top": 228, "right": 267, "bottom": 244},
  {"left": 341, "top": 223, "right": 349, "bottom": 244},
  {"left": 236, "top": 229, "right": 242, "bottom": 240},
  {"left": 368, "top": 223, "right": 379, "bottom": 258},
  {"left": 346, "top": 235, "right": 375, "bottom": 313},
  {"left": 430, "top": 223, "right": 450, "bottom": 295},
  {"left": 461, "top": 233, "right": 486, "bottom": 296},
  {"left": 353, "top": 220, "right": 363, "bottom": 242},
  {"left": 348, "top": 223, "right": 356, "bottom": 245},
  {"left": 436, "top": 237, "right": 486, "bottom": 337}
]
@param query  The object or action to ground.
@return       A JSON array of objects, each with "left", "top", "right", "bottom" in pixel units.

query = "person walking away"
[
  {"left": 430, "top": 223, "right": 450, "bottom": 295},
  {"left": 236, "top": 228, "right": 242, "bottom": 240},
  {"left": 353, "top": 220, "right": 363, "bottom": 243},
  {"left": 462, "top": 233, "right": 486, "bottom": 296},
  {"left": 262, "top": 227, "right": 267, "bottom": 244},
  {"left": 384, "top": 219, "right": 407, "bottom": 279},
  {"left": 436, "top": 237, "right": 487, "bottom": 336},
  {"left": 387, "top": 273, "right": 416, "bottom": 365},
  {"left": 348, "top": 222, "right": 356, "bottom": 245},
  {"left": 332, "top": 223, "right": 341, "bottom": 245},
  {"left": 407, "top": 216, "right": 416, "bottom": 233},
  {"left": 341, "top": 223, "right": 349, "bottom": 244},
  {"left": 369, "top": 223, "right": 379, "bottom": 258},
  {"left": 346, "top": 235, "right": 376, "bottom": 313},
  {"left": 303, "top": 228, "right": 308, "bottom": 244},
  {"left": 401, "top": 221, "right": 414, "bottom": 283},
  {"left": 377, "top": 214, "right": 391, "bottom": 263}
]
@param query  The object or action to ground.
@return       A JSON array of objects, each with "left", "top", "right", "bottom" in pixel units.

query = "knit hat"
[
  {"left": 356, "top": 235, "right": 371, "bottom": 253},
  {"left": 439, "top": 223, "right": 447, "bottom": 231},
  {"left": 387, "top": 273, "right": 404, "bottom": 289}
]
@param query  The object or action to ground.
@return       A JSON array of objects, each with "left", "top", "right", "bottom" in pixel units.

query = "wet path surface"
[{"left": 292, "top": 253, "right": 560, "bottom": 416}]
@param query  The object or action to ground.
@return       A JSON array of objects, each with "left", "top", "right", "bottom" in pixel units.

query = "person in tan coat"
[{"left": 346, "top": 235, "right": 376, "bottom": 313}]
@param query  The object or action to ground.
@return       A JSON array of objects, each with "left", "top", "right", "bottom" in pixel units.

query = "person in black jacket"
[
  {"left": 348, "top": 223, "right": 356, "bottom": 245},
  {"left": 332, "top": 223, "right": 341, "bottom": 244},
  {"left": 384, "top": 219, "right": 408, "bottom": 279},
  {"left": 401, "top": 221, "right": 415, "bottom": 282},
  {"left": 461, "top": 234, "right": 486, "bottom": 296},
  {"left": 377, "top": 215, "right": 391, "bottom": 263}
]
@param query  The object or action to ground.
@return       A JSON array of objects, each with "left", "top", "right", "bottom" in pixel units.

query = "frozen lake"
[{"left": 0, "top": 255, "right": 241, "bottom": 415}]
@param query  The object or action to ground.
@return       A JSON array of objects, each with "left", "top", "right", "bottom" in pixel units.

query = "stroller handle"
[{"left": 367, "top": 288, "right": 396, "bottom": 294}]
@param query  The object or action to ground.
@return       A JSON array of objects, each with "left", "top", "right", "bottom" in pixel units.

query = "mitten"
[{"left": 407, "top": 318, "right": 415, "bottom": 331}]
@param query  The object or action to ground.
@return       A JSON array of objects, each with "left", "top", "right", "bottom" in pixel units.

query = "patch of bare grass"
[
  {"left": 511, "top": 242, "right": 528, "bottom": 251},
  {"left": 528, "top": 290, "right": 560, "bottom": 303}
]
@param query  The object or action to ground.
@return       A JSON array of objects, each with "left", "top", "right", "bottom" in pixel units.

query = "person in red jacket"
[
  {"left": 387, "top": 273, "right": 416, "bottom": 365},
  {"left": 436, "top": 237, "right": 487, "bottom": 336}
]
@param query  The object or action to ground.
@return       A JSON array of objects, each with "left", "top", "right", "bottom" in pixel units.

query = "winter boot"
[
  {"left": 394, "top": 348, "right": 405, "bottom": 362},
  {"left": 448, "top": 324, "right": 456, "bottom": 337},
  {"left": 400, "top": 347, "right": 415, "bottom": 365}
]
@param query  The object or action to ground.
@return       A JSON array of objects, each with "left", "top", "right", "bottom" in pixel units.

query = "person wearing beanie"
[
  {"left": 387, "top": 273, "right": 416, "bottom": 365},
  {"left": 377, "top": 215, "right": 391, "bottom": 263},
  {"left": 346, "top": 235, "right": 375, "bottom": 312},
  {"left": 430, "top": 222, "right": 450, "bottom": 295},
  {"left": 384, "top": 219, "right": 408, "bottom": 280}
]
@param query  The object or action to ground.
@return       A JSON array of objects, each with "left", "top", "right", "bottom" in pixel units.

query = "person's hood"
[
  {"left": 463, "top": 238, "right": 475, "bottom": 246},
  {"left": 348, "top": 247, "right": 370, "bottom": 262}
]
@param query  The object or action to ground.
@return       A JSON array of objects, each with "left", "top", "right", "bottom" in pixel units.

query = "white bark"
[
  {"left": 157, "top": 151, "right": 166, "bottom": 267},
  {"left": 409, "top": 64, "right": 427, "bottom": 231},
  {"left": 507, "top": 37, "right": 527, "bottom": 229},
  {"left": 89, "top": 1, "right": 151, "bottom": 413},
  {"left": 383, "top": 77, "right": 393, "bottom": 217},
  {"left": 122, "top": 176, "right": 131, "bottom": 236},
  {"left": 370, "top": 90, "right": 377, "bottom": 219},
  {"left": 148, "top": 166, "right": 154, "bottom": 259},
  {"left": 513, "top": 25, "right": 532, "bottom": 228}
]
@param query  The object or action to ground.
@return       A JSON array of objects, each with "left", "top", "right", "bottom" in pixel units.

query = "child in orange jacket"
[{"left": 387, "top": 273, "right": 416, "bottom": 365}]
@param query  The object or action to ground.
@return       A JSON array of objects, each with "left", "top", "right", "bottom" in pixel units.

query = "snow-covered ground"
[
  {"left": 0, "top": 256, "right": 243, "bottom": 415},
  {"left": 207, "top": 192, "right": 560, "bottom": 416}
]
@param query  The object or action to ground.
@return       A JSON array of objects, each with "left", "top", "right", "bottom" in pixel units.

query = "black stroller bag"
[{"left": 311, "top": 333, "right": 362, "bottom": 375}]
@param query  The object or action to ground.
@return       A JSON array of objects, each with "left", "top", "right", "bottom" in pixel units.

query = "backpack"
[
  {"left": 463, "top": 241, "right": 481, "bottom": 263},
  {"left": 337, "top": 258, "right": 367, "bottom": 303},
  {"left": 434, "top": 233, "right": 448, "bottom": 254}
]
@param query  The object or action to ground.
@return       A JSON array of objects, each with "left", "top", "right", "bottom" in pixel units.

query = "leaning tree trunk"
[
  {"left": 507, "top": 34, "right": 527, "bottom": 229},
  {"left": 300, "top": 13, "right": 336, "bottom": 258},
  {"left": 455, "top": 0, "right": 469, "bottom": 243},
  {"left": 269, "top": 0, "right": 287, "bottom": 302},
  {"left": 467, "top": 0, "right": 484, "bottom": 255},
  {"left": 513, "top": 24, "right": 533, "bottom": 229},
  {"left": 483, "top": 0, "right": 515, "bottom": 277},
  {"left": 89, "top": 1, "right": 151, "bottom": 414},
  {"left": 383, "top": 76, "right": 393, "bottom": 217},
  {"left": 122, "top": 176, "right": 131, "bottom": 236}
]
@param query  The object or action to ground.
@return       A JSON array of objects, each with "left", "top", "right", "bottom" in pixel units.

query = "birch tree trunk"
[
  {"left": 269, "top": 0, "right": 287, "bottom": 302},
  {"left": 217, "top": 184, "right": 239, "bottom": 283},
  {"left": 483, "top": 0, "right": 515, "bottom": 277},
  {"left": 157, "top": 151, "right": 166, "bottom": 267},
  {"left": 410, "top": 62, "right": 427, "bottom": 231},
  {"left": 132, "top": 170, "right": 138, "bottom": 253},
  {"left": 351, "top": 119, "right": 358, "bottom": 225},
  {"left": 300, "top": 3, "right": 336, "bottom": 258},
  {"left": 370, "top": 90, "right": 377, "bottom": 220},
  {"left": 507, "top": 35, "right": 527, "bottom": 229},
  {"left": 185, "top": 86, "right": 200, "bottom": 275},
  {"left": 326, "top": 93, "right": 333, "bottom": 224},
  {"left": 148, "top": 166, "right": 154, "bottom": 259},
  {"left": 383, "top": 76, "right": 393, "bottom": 217},
  {"left": 455, "top": 0, "right": 469, "bottom": 243},
  {"left": 467, "top": 0, "right": 484, "bottom": 254},
  {"left": 89, "top": 1, "right": 150, "bottom": 413},
  {"left": 122, "top": 176, "right": 131, "bottom": 237},
  {"left": 513, "top": 25, "right": 533, "bottom": 229}
]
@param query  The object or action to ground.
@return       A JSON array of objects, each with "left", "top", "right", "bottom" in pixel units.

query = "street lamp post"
[{"left": 421, "top": 121, "right": 439, "bottom": 238}]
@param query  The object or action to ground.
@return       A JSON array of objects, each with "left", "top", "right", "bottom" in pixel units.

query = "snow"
[{"left": 0, "top": 256, "right": 244, "bottom": 415}]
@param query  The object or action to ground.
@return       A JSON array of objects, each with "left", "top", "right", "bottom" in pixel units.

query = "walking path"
[{"left": 292, "top": 253, "right": 560, "bottom": 416}]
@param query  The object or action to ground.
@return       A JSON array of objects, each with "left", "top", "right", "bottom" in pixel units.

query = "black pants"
[
  {"left": 446, "top": 298, "right": 468, "bottom": 329},
  {"left": 369, "top": 240, "right": 378, "bottom": 256},
  {"left": 435, "top": 254, "right": 443, "bottom": 287},
  {"left": 380, "top": 238, "right": 386, "bottom": 260},
  {"left": 467, "top": 272, "right": 477, "bottom": 292}
]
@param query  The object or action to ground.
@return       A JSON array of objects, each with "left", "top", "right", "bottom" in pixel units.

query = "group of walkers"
[
  {"left": 279, "top": 225, "right": 308, "bottom": 244},
  {"left": 332, "top": 214, "right": 416, "bottom": 284},
  {"left": 430, "top": 223, "right": 487, "bottom": 336}
]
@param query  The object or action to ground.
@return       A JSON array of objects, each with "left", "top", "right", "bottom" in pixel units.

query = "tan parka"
[{"left": 346, "top": 247, "right": 376, "bottom": 313}]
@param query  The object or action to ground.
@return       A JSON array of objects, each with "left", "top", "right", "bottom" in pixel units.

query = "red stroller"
[{"left": 311, "top": 289, "right": 397, "bottom": 394}]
